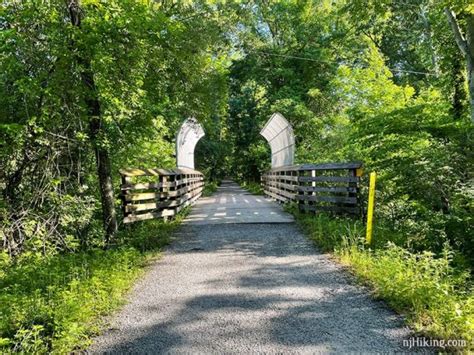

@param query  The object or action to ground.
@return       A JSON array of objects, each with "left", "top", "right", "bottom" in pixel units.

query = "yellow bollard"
[{"left": 366, "top": 172, "right": 377, "bottom": 245}]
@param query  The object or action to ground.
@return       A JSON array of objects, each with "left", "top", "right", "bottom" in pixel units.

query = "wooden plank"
[
  {"left": 262, "top": 175, "right": 299, "bottom": 182},
  {"left": 297, "top": 162, "right": 362, "bottom": 171},
  {"left": 124, "top": 187, "right": 203, "bottom": 218},
  {"left": 173, "top": 182, "right": 204, "bottom": 197},
  {"left": 264, "top": 189, "right": 289, "bottom": 202},
  {"left": 120, "top": 168, "right": 203, "bottom": 177},
  {"left": 266, "top": 162, "right": 362, "bottom": 173},
  {"left": 123, "top": 182, "right": 204, "bottom": 201},
  {"left": 119, "top": 168, "right": 176, "bottom": 177},
  {"left": 123, "top": 209, "right": 176, "bottom": 223},
  {"left": 348, "top": 167, "right": 358, "bottom": 208},
  {"left": 125, "top": 203, "right": 155, "bottom": 213},
  {"left": 295, "top": 195, "right": 358, "bottom": 204},
  {"left": 172, "top": 182, "right": 203, "bottom": 197},
  {"left": 265, "top": 190, "right": 290, "bottom": 202},
  {"left": 121, "top": 177, "right": 202, "bottom": 190},
  {"left": 297, "top": 186, "right": 358, "bottom": 193},
  {"left": 265, "top": 165, "right": 301, "bottom": 173},
  {"left": 176, "top": 187, "right": 204, "bottom": 204},
  {"left": 264, "top": 181, "right": 297, "bottom": 191},
  {"left": 174, "top": 177, "right": 204, "bottom": 186},
  {"left": 124, "top": 192, "right": 161, "bottom": 201},
  {"left": 122, "top": 182, "right": 165, "bottom": 191},
  {"left": 265, "top": 186, "right": 295, "bottom": 199},
  {"left": 119, "top": 168, "right": 158, "bottom": 177},
  {"left": 298, "top": 176, "right": 359, "bottom": 183},
  {"left": 125, "top": 200, "right": 180, "bottom": 213},
  {"left": 176, "top": 191, "right": 202, "bottom": 213},
  {"left": 266, "top": 194, "right": 288, "bottom": 203}
]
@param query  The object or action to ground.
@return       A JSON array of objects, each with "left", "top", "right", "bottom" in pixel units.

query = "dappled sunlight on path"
[{"left": 90, "top": 182, "right": 411, "bottom": 353}]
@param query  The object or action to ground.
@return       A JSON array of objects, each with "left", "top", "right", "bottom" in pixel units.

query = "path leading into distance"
[{"left": 90, "top": 181, "right": 411, "bottom": 353}]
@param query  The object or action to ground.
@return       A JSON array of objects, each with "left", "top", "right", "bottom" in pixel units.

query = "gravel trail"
[{"left": 90, "top": 181, "right": 411, "bottom": 353}]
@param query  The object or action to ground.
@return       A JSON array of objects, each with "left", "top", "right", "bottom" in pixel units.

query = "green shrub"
[
  {"left": 339, "top": 244, "right": 473, "bottom": 344},
  {"left": 202, "top": 181, "right": 219, "bottom": 197},
  {"left": 0, "top": 248, "right": 144, "bottom": 352},
  {"left": 292, "top": 210, "right": 473, "bottom": 349},
  {"left": 0, "top": 218, "right": 180, "bottom": 353}
]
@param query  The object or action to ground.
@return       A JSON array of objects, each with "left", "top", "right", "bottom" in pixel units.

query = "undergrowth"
[
  {"left": 202, "top": 181, "right": 219, "bottom": 197},
  {"left": 292, "top": 209, "right": 473, "bottom": 350},
  {"left": 0, "top": 216, "right": 183, "bottom": 353}
]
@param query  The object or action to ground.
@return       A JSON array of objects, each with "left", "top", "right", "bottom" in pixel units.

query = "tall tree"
[
  {"left": 445, "top": 8, "right": 474, "bottom": 123},
  {"left": 67, "top": 0, "right": 117, "bottom": 244}
]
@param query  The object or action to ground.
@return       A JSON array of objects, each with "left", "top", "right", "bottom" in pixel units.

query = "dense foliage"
[
  {"left": 225, "top": 1, "right": 473, "bottom": 267},
  {"left": 1, "top": 0, "right": 232, "bottom": 255},
  {"left": 0, "top": 217, "right": 181, "bottom": 352},
  {"left": 1, "top": 0, "right": 473, "bottom": 351}
]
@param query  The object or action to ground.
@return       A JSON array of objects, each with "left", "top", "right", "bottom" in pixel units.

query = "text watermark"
[{"left": 403, "top": 337, "right": 467, "bottom": 350}]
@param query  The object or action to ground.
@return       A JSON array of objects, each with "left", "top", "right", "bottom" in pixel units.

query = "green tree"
[{"left": 445, "top": 4, "right": 474, "bottom": 123}]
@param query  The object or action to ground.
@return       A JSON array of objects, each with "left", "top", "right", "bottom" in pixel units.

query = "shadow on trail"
[
  {"left": 91, "top": 182, "right": 410, "bottom": 353},
  {"left": 170, "top": 224, "right": 315, "bottom": 259},
  {"left": 100, "top": 224, "right": 407, "bottom": 353},
  {"left": 101, "top": 270, "right": 405, "bottom": 353}
]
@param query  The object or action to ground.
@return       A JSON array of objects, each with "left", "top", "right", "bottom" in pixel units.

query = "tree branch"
[{"left": 445, "top": 8, "right": 468, "bottom": 57}]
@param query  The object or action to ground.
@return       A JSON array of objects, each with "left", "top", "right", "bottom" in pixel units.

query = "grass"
[
  {"left": 0, "top": 216, "right": 184, "bottom": 353},
  {"left": 291, "top": 209, "right": 474, "bottom": 350},
  {"left": 202, "top": 181, "right": 219, "bottom": 197}
]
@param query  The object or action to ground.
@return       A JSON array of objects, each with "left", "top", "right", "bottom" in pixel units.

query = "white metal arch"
[
  {"left": 260, "top": 112, "right": 295, "bottom": 168},
  {"left": 176, "top": 117, "right": 205, "bottom": 169}
]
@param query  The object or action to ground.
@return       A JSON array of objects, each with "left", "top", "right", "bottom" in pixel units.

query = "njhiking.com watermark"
[{"left": 403, "top": 337, "right": 468, "bottom": 350}]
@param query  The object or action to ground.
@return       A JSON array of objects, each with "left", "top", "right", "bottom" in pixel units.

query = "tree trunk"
[
  {"left": 67, "top": 0, "right": 117, "bottom": 244},
  {"left": 445, "top": 9, "right": 474, "bottom": 123},
  {"left": 467, "top": 15, "right": 474, "bottom": 124},
  {"left": 467, "top": 55, "right": 474, "bottom": 124},
  {"left": 89, "top": 117, "right": 118, "bottom": 244},
  {"left": 420, "top": 5, "right": 438, "bottom": 75},
  {"left": 452, "top": 53, "right": 467, "bottom": 119}
]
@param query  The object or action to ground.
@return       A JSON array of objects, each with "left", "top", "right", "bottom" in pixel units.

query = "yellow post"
[{"left": 366, "top": 172, "right": 376, "bottom": 245}]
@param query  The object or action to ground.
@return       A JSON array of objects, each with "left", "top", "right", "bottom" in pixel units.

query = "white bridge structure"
[
  {"left": 260, "top": 112, "right": 295, "bottom": 168},
  {"left": 176, "top": 117, "right": 205, "bottom": 169}
]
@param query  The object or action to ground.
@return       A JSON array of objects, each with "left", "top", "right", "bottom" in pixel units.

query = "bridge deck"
[
  {"left": 90, "top": 181, "right": 409, "bottom": 353},
  {"left": 184, "top": 180, "right": 294, "bottom": 224}
]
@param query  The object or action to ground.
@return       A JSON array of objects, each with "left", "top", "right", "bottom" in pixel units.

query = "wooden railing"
[
  {"left": 120, "top": 168, "right": 204, "bottom": 223},
  {"left": 261, "top": 162, "right": 363, "bottom": 215}
]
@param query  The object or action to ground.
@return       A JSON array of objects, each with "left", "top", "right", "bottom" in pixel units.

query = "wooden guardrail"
[
  {"left": 119, "top": 168, "right": 204, "bottom": 223},
  {"left": 261, "top": 162, "right": 363, "bottom": 215}
]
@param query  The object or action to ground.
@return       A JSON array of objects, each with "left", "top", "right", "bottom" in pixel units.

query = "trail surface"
[{"left": 90, "top": 181, "right": 410, "bottom": 353}]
